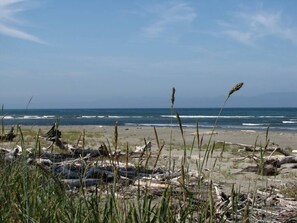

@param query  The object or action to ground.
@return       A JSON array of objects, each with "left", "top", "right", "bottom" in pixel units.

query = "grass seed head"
[
  {"left": 227, "top": 82, "right": 244, "bottom": 99},
  {"left": 171, "top": 87, "right": 176, "bottom": 107}
]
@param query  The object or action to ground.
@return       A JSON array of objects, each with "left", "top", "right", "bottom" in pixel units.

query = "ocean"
[{"left": 1, "top": 108, "right": 297, "bottom": 131}]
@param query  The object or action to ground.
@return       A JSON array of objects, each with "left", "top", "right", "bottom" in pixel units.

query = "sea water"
[{"left": 1, "top": 108, "right": 297, "bottom": 131}]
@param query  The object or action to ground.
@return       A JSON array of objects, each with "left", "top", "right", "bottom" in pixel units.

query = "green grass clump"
[
  {"left": 0, "top": 160, "right": 67, "bottom": 222},
  {"left": 62, "top": 130, "right": 82, "bottom": 141}
]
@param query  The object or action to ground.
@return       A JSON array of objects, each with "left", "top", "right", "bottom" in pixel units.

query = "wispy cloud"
[
  {"left": 0, "top": 0, "right": 45, "bottom": 44},
  {"left": 220, "top": 9, "right": 297, "bottom": 46},
  {"left": 142, "top": 2, "right": 197, "bottom": 38}
]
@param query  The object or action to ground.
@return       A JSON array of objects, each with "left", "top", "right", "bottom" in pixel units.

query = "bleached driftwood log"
[
  {"left": 277, "top": 156, "right": 297, "bottom": 165},
  {"left": 219, "top": 141, "right": 291, "bottom": 156}
]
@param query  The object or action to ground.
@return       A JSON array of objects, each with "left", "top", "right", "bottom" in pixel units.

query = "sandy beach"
[
  {"left": 17, "top": 124, "right": 297, "bottom": 155},
  {"left": 27, "top": 125, "right": 296, "bottom": 149},
  {"left": 9, "top": 124, "right": 297, "bottom": 194}
]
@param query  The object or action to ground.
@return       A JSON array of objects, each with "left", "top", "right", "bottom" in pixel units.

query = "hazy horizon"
[{"left": 2, "top": 92, "right": 297, "bottom": 109}]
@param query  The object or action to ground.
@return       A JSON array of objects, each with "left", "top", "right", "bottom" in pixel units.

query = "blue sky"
[{"left": 1, "top": 0, "right": 297, "bottom": 108}]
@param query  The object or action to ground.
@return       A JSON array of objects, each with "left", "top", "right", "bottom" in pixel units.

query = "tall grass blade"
[
  {"left": 17, "top": 125, "right": 25, "bottom": 154},
  {"left": 25, "top": 96, "right": 33, "bottom": 111},
  {"left": 114, "top": 122, "right": 118, "bottom": 151},
  {"left": 208, "top": 180, "right": 214, "bottom": 222},
  {"left": 208, "top": 82, "right": 244, "bottom": 146},
  {"left": 82, "top": 129, "right": 85, "bottom": 149},
  {"left": 158, "top": 188, "right": 171, "bottom": 223},
  {"left": 176, "top": 112, "right": 186, "bottom": 165},
  {"left": 1, "top": 104, "right": 4, "bottom": 137},
  {"left": 153, "top": 127, "right": 165, "bottom": 170},
  {"left": 169, "top": 87, "right": 175, "bottom": 172},
  {"left": 189, "top": 135, "right": 196, "bottom": 158}
]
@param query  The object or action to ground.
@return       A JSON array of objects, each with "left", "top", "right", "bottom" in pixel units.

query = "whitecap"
[
  {"left": 43, "top": 115, "right": 55, "bottom": 119},
  {"left": 161, "top": 115, "right": 254, "bottom": 119},
  {"left": 242, "top": 123, "right": 265, "bottom": 126},
  {"left": 23, "top": 115, "right": 42, "bottom": 119},
  {"left": 1, "top": 115, "right": 14, "bottom": 119},
  {"left": 282, "top": 121, "right": 297, "bottom": 124}
]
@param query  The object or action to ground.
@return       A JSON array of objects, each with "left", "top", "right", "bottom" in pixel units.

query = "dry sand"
[
  {"left": 53, "top": 125, "right": 296, "bottom": 149},
  {"left": 17, "top": 125, "right": 297, "bottom": 193}
]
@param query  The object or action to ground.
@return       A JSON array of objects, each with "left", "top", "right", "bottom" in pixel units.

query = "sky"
[{"left": 0, "top": 0, "right": 297, "bottom": 108}]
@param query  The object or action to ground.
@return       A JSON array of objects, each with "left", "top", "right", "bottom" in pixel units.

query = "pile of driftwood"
[
  {"left": 214, "top": 185, "right": 297, "bottom": 222},
  {"left": 1, "top": 124, "right": 297, "bottom": 222},
  {"left": 1, "top": 124, "right": 193, "bottom": 190},
  {"left": 34, "top": 124, "right": 198, "bottom": 191}
]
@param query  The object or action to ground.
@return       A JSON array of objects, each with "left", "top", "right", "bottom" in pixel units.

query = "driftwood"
[
  {"left": 39, "top": 152, "right": 75, "bottom": 162},
  {"left": 44, "top": 123, "right": 67, "bottom": 150},
  {"left": 43, "top": 124, "right": 113, "bottom": 159},
  {"left": 28, "top": 125, "right": 182, "bottom": 189},
  {"left": 31, "top": 156, "right": 187, "bottom": 188},
  {"left": 214, "top": 186, "right": 297, "bottom": 222},
  {"left": 239, "top": 163, "right": 279, "bottom": 176},
  {"left": 0, "top": 145, "right": 22, "bottom": 163},
  {"left": 220, "top": 141, "right": 291, "bottom": 156},
  {"left": 61, "top": 179, "right": 101, "bottom": 188},
  {"left": 134, "top": 179, "right": 169, "bottom": 189},
  {"left": 0, "top": 127, "right": 16, "bottom": 142},
  {"left": 134, "top": 141, "right": 152, "bottom": 153},
  {"left": 45, "top": 123, "right": 61, "bottom": 140},
  {"left": 277, "top": 155, "right": 297, "bottom": 165},
  {"left": 70, "top": 144, "right": 109, "bottom": 157},
  {"left": 223, "top": 141, "right": 297, "bottom": 176}
]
